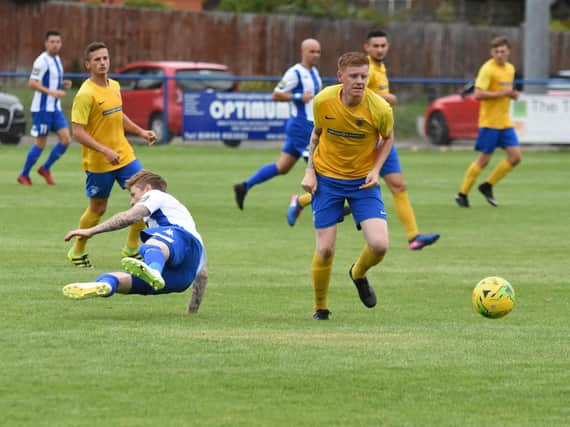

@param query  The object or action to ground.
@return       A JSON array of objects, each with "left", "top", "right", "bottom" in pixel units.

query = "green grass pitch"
[{"left": 1, "top": 143, "right": 569, "bottom": 426}]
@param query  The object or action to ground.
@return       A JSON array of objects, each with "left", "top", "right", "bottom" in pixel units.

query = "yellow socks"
[
  {"left": 460, "top": 162, "right": 482, "bottom": 195},
  {"left": 73, "top": 208, "right": 103, "bottom": 253},
  {"left": 298, "top": 192, "right": 312, "bottom": 208},
  {"left": 392, "top": 191, "right": 419, "bottom": 241},
  {"left": 311, "top": 252, "right": 333, "bottom": 311},
  {"left": 127, "top": 220, "right": 145, "bottom": 250},
  {"left": 352, "top": 244, "right": 385, "bottom": 279},
  {"left": 486, "top": 159, "right": 514, "bottom": 185}
]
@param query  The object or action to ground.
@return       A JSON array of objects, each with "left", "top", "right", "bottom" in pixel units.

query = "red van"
[{"left": 116, "top": 61, "right": 238, "bottom": 143}]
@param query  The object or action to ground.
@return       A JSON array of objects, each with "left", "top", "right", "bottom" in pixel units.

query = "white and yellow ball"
[{"left": 472, "top": 276, "right": 515, "bottom": 319}]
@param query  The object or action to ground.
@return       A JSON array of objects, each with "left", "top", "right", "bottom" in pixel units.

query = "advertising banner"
[
  {"left": 183, "top": 92, "right": 291, "bottom": 141},
  {"left": 511, "top": 95, "right": 570, "bottom": 144}
]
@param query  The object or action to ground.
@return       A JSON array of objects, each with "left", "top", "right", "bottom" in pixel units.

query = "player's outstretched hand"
[
  {"left": 64, "top": 228, "right": 93, "bottom": 241},
  {"left": 142, "top": 130, "right": 157, "bottom": 145}
]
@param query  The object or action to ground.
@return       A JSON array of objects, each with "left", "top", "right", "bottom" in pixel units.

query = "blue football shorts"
[
  {"left": 30, "top": 110, "right": 68, "bottom": 137},
  {"left": 475, "top": 127, "right": 519, "bottom": 154},
  {"left": 379, "top": 145, "right": 402, "bottom": 177},
  {"left": 282, "top": 118, "right": 313, "bottom": 158},
  {"left": 130, "top": 226, "right": 206, "bottom": 295},
  {"left": 312, "top": 174, "right": 387, "bottom": 229},
  {"left": 85, "top": 159, "right": 143, "bottom": 198}
]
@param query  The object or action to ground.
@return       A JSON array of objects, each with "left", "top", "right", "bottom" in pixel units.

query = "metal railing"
[{"left": 1, "top": 71, "right": 568, "bottom": 143}]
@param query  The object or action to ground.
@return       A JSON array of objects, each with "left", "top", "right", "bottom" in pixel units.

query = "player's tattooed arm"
[
  {"left": 91, "top": 205, "right": 150, "bottom": 234},
  {"left": 187, "top": 269, "right": 208, "bottom": 314},
  {"left": 301, "top": 128, "right": 321, "bottom": 194},
  {"left": 306, "top": 127, "right": 321, "bottom": 170},
  {"left": 64, "top": 205, "right": 150, "bottom": 241}
]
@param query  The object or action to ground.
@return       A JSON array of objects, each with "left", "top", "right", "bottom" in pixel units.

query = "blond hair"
[
  {"left": 337, "top": 51, "right": 369, "bottom": 71},
  {"left": 126, "top": 170, "right": 167, "bottom": 192}
]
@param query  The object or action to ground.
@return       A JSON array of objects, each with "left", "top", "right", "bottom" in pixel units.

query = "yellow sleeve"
[
  {"left": 370, "top": 95, "right": 394, "bottom": 138},
  {"left": 378, "top": 107, "right": 394, "bottom": 138},
  {"left": 109, "top": 78, "right": 122, "bottom": 93},
  {"left": 71, "top": 89, "right": 92, "bottom": 126},
  {"left": 475, "top": 62, "right": 492, "bottom": 90}
]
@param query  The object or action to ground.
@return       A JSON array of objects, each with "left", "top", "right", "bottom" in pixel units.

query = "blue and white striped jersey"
[
  {"left": 274, "top": 63, "right": 322, "bottom": 122},
  {"left": 29, "top": 52, "right": 64, "bottom": 112},
  {"left": 137, "top": 189, "right": 204, "bottom": 247}
]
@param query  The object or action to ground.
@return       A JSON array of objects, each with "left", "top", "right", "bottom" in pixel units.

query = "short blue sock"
[
  {"left": 140, "top": 243, "right": 166, "bottom": 273},
  {"left": 96, "top": 274, "right": 119, "bottom": 297},
  {"left": 21, "top": 145, "right": 43, "bottom": 177},
  {"left": 41, "top": 142, "right": 68, "bottom": 170},
  {"left": 245, "top": 163, "right": 279, "bottom": 190}
]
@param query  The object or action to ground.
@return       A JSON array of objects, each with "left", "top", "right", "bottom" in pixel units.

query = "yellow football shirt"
[
  {"left": 71, "top": 78, "right": 135, "bottom": 173},
  {"left": 367, "top": 56, "right": 390, "bottom": 96},
  {"left": 313, "top": 84, "right": 394, "bottom": 180},
  {"left": 475, "top": 59, "right": 515, "bottom": 129}
]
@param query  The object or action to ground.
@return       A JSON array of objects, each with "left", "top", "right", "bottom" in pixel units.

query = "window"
[
  {"left": 176, "top": 69, "right": 235, "bottom": 92},
  {"left": 136, "top": 67, "right": 164, "bottom": 90},
  {"left": 117, "top": 67, "right": 143, "bottom": 90},
  {"left": 118, "top": 67, "right": 164, "bottom": 90}
]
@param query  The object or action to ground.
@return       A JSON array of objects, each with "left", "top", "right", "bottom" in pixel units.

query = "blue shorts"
[
  {"left": 85, "top": 159, "right": 143, "bottom": 199},
  {"left": 130, "top": 226, "right": 205, "bottom": 295},
  {"left": 30, "top": 110, "right": 68, "bottom": 137},
  {"left": 475, "top": 127, "right": 519, "bottom": 154},
  {"left": 282, "top": 118, "right": 313, "bottom": 158},
  {"left": 312, "top": 174, "right": 387, "bottom": 229},
  {"left": 379, "top": 145, "right": 402, "bottom": 177}
]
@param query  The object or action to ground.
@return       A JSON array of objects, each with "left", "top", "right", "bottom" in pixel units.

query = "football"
[{"left": 472, "top": 276, "right": 516, "bottom": 318}]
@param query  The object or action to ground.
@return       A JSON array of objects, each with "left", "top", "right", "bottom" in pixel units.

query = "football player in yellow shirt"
[
  {"left": 301, "top": 52, "right": 394, "bottom": 320},
  {"left": 455, "top": 36, "right": 521, "bottom": 207},
  {"left": 289, "top": 30, "right": 440, "bottom": 251},
  {"left": 67, "top": 42, "right": 157, "bottom": 268}
]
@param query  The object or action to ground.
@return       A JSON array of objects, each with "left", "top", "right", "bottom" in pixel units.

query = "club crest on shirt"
[{"left": 356, "top": 118, "right": 364, "bottom": 127}]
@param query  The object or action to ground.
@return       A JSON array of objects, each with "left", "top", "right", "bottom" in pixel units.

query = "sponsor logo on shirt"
[
  {"left": 327, "top": 128, "right": 365, "bottom": 139},
  {"left": 102, "top": 106, "right": 122, "bottom": 116}
]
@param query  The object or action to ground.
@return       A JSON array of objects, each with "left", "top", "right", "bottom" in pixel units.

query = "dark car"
[
  {"left": 115, "top": 61, "right": 238, "bottom": 144},
  {"left": 0, "top": 91, "right": 26, "bottom": 144}
]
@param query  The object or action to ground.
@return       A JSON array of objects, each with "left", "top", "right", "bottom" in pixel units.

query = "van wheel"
[
  {"left": 222, "top": 140, "right": 241, "bottom": 148},
  {"left": 149, "top": 113, "right": 173, "bottom": 143}
]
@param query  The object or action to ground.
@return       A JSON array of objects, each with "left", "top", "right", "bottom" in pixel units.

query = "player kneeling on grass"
[{"left": 62, "top": 170, "right": 208, "bottom": 314}]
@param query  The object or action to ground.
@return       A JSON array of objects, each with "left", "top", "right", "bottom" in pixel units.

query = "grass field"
[{"left": 1, "top": 142, "right": 569, "bottom": 426}]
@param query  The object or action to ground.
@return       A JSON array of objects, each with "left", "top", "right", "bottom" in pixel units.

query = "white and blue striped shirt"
[
  {"left": 29, "top": 51, "right": 64, "bottom": 112},
  {"left": 274, "top": 63, "right": 322, "bottom": 122},
  {"left": 137, "top": 189, "right": 204, "bottom": 247}
]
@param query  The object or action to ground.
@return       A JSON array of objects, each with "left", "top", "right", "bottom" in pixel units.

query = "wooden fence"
[{"left": 1, "top": 2, "right": 569, "bottom": 80}]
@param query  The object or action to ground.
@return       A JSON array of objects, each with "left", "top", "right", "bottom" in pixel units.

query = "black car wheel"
[
  {"left": 0, "top": 135, "right": 21, "bottom": 145},
  {"left": 426, "top": 111, "right": 451, "bottom": 146},
  {"left": 222, "top": 140, "right": 242, "bottom": 148}
]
